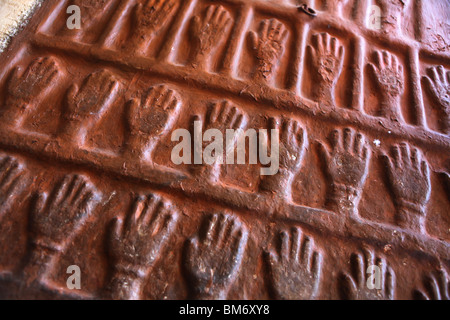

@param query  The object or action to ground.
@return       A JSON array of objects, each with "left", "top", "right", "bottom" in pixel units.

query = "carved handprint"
[
  {"left": 2, "top": 57, "right": 59, "bottom": 127},
  {"left": 189, "top": 5, "right": 232, "bottom": 69},
  {"left": 107, "top": 194, "right": 178, "bottom": 300},
  {"left": 339, "top": 249, "right": 395, "bottom": 300},
  {"left": 24, "top": 175, "right": 100, "bottom": 283},
  {"left": 129, "top": 0, "right": 177, "bottom": 54},
  {"left": 318, "top": 128, "right": 370, "bottom": 216},
  {"left": 125, "top": 85, "right": 181, "bottom": 159},
  {"left": 375, "top": 0, "right": 409, "bottom": 34},
  {"left": 62, "top": 70, "right": 120, "bottom": 143},
  {"left": 383, "top": 143, "right": 430, "bottom": 233},
  {"left": 272, "top": 118, "right": 306, "bottom": 172},
  {"left": 191, "top": 100, "right": 246, "bottom": 182},
  {"left": 62, "top": 0, "right": 113, "bottom": 38},
  {"left": 307, "top": 33, "right": 344, "bottom": 105},
  {"left": 30, "top": 174, "right": 100, "bottom": 249},
  {"left": 266, "top": 228, "right": 322, "bottom": 300},
  {"left": 0, "top": 156, "right": 27, "bottom": 220},
  {"left": 247, "top": 19, "right": 288, "bottom": 84},
  {"left": 422, "top": 65, "right": 450, "bottom": 133},
  {"left": 184, "top": 213, "right": 248, "bottom": 300},
  {"left": 414, "top": 269, "right": 449, "bottom": 300},
  {"left": 259, "top": 118, "right": 307, "bottom": 201},
  {"left": 368, "top": 50, "right": 404, "bottom": 120}
]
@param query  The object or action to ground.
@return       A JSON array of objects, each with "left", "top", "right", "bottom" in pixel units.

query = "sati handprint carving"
[
  {"left": 106, "top": 194, "right": 179, "bottom": 300},
  {"left": 368, "top": 50, "right": 404, "bottom": 121},
  {"left": 259, "top": 117, "right": 307, "bottom": 203},
  {"left": 24, "top": 174, "right": 101, "bottom": 284},
  {"left": 382, "top": 143, "right": 431, "bottom": 233},
  {"left": 61, "top": 0, "right": 114, "bottom": 40},
  {"left": 318, "top": 128, "right": 371, "bottom": 217},
  {"left": 265, "top": 227, "right": 323, "bottom": 300},
  {"left": 247, "top": 19, "right": 288, "bottom": 85},
  {"left": 339, "top": 249, "right": 395, "bottom": 300},
  {"left": 422, "top": 65, "right": 450, "bottom": 134},
  {"left": 129, "top": 0, "right": 177, "bottom": 55},
  {"left": 307, "top": 32, "right": 345, "bottom": 105},
  {"left": 61, "top": 69, "right": 121, "bottom": 145},
  {"left": 191, "top": 100, "right": 247, "bottom": 183},
  {"left": 1, "top": 57, "right": 60, "bottom": 127},
  {"left": 375, "top": 0, "right": 410, "bottom": 35},
  {"left": 183, "top": 213, "right": 248, "bottom": 300},
  {"left": 0, "top": 156, "right": 28, "bottom": 221},
  {"left": 189, "top": 5, "right": 233, "bottom": 70},
  {"left": 125, "top": 84, "right": 182, "bottom": 160}
]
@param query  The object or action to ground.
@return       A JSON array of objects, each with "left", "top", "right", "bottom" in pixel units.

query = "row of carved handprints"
[
  {"left": 55, "top": 2, "right": 450, "bottom": 133},
  {"left": 1, "top": 57, "right": 446, "bottom": 235},
  {"left": 0, "top": 157, "right": 447, "bottom": 299}
]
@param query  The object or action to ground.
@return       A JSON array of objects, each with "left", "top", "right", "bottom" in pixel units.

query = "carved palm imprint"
[
  {"left": 62, "top": 0, "right": 113, "bottom": 39},
  {"left": 183, "top": 213, "right": 248, "bottom": 299},
  {"left": 247, "top": 19, "right": 288, "bottom": 85},
  {"left": 414, "top": 269, "right": 450, "bottom": 300},
  {"left": 368, "top": 50, "right": 404, "bottom": 121},
  {"left": 422, "top": 65, "right": 450, "bottom": 134},
  {"left": 129, "top": 0, "right": 177, "bottom": 54},
  {"left": 189, "top": 5, "right": 233, "bottom": 70},
  {"left": 318, "top": 128, "right": 371, "bottom": 216},
  {"left": 25, "top": 174, "right": 101, "bottom": 282},
  {"left": 307, "top": 32, "right": 345, "bottom": 105},
  {"left": 339, "top": 249, "right": 395, "bottom": 300},
  {"left": 382, "top": 143, "right": 431, "bottom": 233},
  {"left": 0, "top": 156, "right": 27, "bottom": 220},
  {"left": 1, "top": 57, "right": 60, "bottom": 127},
  {"left": 259, "top": 117, "right": 307, "bottom": 202},
  {"left": 62, "top": 69, "right": 121, "bottom": 144},
  {"left": 125, "top": 84, "right": 182, "bottom": 160},
  {"left": 107, "top": 194, "right": 179, "bottom": 300},
  {"left": 375, "top": 0, "right": 410, "bottom": 34},
  {"left": 265, "top": 228, "right": 323, "bottom": 300},
  {"left": 191, "top": 100, "right": 247, "bottom": 182}
]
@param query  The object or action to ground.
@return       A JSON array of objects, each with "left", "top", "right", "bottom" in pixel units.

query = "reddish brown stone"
[{"left": 0, "top": 0, "right": 449, "bottom": 300}]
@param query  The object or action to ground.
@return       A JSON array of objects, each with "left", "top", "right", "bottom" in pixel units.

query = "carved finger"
[
  {"left": 291, "top": 227, "right": 301, "bottom": 261},
  {"left": 373, "top": 51, "right": 383, "bottom": 69},
  {"left": 338, "top": 273, "right": 358, "bottom": 300},
  {"left": 205, "top": 214, "right": 219, "bottom": 244},
  {"left": 247, "top": 31, "right": 258, "bottom": 52},
  {"left": 350, "top": 252, "right": 365, "bottom": 286},
  {"left": 125, "top": 195, "right": 146, "bottom": 232},
  {"left": 436, "top": 270, "right": 449, "bottom": 300},
  {"left": 343, "top": 128, "right": 354, "bottom": 152},
  {"left": 399, "top": 143, "right": 411, "bottom": 166},
  {"left": 437, "top": 65, "right": 446, "bottom": 83},
  {"left": 311, "top": 251, "right": 322, "bottom": 277},
  {"left": 391, "top": 146, "right": 401, "bottom": 168},
  {"left": 385, "top": 267, "right": 395, "bottom": 300},
  {"left": 49, "top": 175, "right": 72, "bottom": 211},
  {"left": 300, "top": 235, "right": 312, "bottom": 267},
  {"left": 382, "top": 51, "right": 390, "bottom": 67},
  {"left": 329, "top": 129, "right": 341, "bottom": 151},
  {"left": 425, "top": 274, "right": 441, "bottom": 300},
  {"left": 280, "top": 230, "right": 289, "bottom": 263}
]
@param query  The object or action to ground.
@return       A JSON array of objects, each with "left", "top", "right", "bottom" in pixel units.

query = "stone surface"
[{"left": 0, "top": 0, "right": 449, "bottom": 300}]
